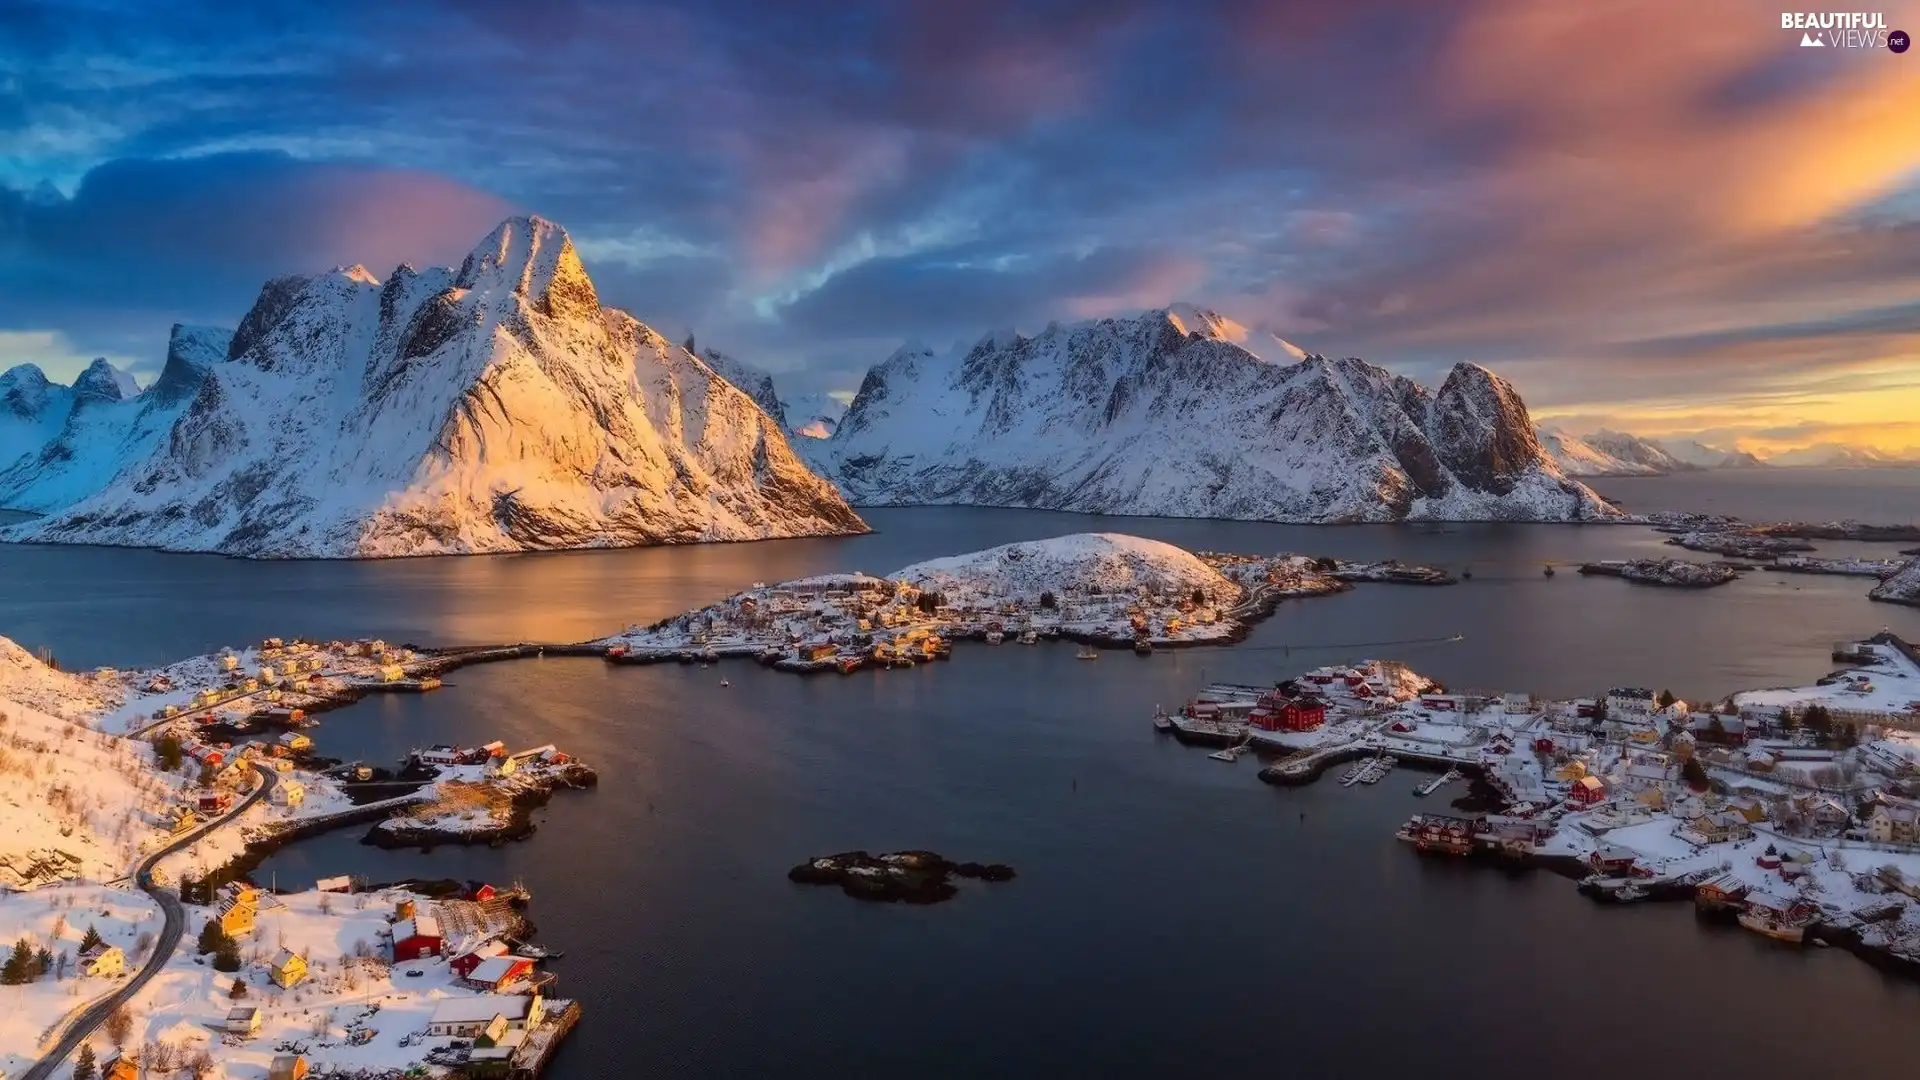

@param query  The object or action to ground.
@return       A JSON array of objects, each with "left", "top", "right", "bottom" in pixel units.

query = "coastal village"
[
  {"left": 1156, "top": 630, "right": 1920, "bottom": 967},
  {"left": 0, "top": 632, "right": 593, "bottom": 1080}
]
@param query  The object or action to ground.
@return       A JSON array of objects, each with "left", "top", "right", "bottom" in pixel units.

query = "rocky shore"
[{"left": 1578, "top": 558, "right": 1741, "bottom": 588}]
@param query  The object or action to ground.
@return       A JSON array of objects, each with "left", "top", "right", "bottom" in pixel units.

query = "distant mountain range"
[
  {"left": 1536, "top": 427, "right": 1913, "bottom": 475},
  {"left": 793, "top": 305, "right": 1615, "bottom": 523}
]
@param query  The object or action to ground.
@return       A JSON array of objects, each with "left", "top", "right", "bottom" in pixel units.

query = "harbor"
[{"left": 1153, "top": 631, "right": 1920, "bottom": 973}]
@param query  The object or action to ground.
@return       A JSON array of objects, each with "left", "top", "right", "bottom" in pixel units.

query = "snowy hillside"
[
  {"left": 807, "top": 307, "right": 1614, "bottom": 523},
  {"left": 1537, "top": 428, "right": 1696, "bottom": 476},
  {"left": 1657, "top": 439, "right": 1767, "bottom": 469},
  {"left": 0, "top": 636, "right": 174, "bottom": 887},
  {"left": 699, "top": 347, "right": 787, "bottom": 425},
  {"left": 3, "top": 215, "right": 867, "bottom": 557},
  {"left": 892, "top": 533, "right": 1238, "bottom": 607},
  {"left": 0, "top": 333, "right": 231, "bottom": 512},
  {"left": 699, "top": 349, "right": 849, "bottom": 440},
  {"left": 1766, "top": 443, "right": 1917, "bottom": 468},
  {"left": 1871, "top": 557, "right": 1920, "bottom": 606}
]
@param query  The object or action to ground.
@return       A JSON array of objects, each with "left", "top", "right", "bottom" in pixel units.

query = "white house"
[
  {"left": 226, "top": 1006, "right": 262, "bottom": 1036},
  {"left": 1607, "top": 688, "right": 1656, "bottom": 716},
  {"left": 78, "top": 944, "right": 125, "bottom": 977},
  {"left": 426, "top": 993, "right": 546, "bottom": 1037},
  {"left": 1868, "top": 803, "right": 1920, "bottom": 844}
]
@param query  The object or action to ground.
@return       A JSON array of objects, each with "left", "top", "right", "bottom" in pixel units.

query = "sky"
[{"left": 2, "top": 0, "right": 1918, "bottom": 455}]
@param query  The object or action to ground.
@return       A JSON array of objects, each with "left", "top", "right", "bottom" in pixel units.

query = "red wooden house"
[
  {"left": 1249, "top": 694, "right": 1327, "bottom": 733},
  {"left": 1568, "top": 776, "right": 1607, "bottom": 806},
  {"left": 391, "top": 915, "right": 444, "bottom": 962},
  {"left": 1420, "top": 693, "right": 1459, "bottom": 712},
  {"left": 449, "top": 940, "right": 510, "bottom": 979},
  {"left": 461, "top": 955, "right": 535, "bottom": 992},
  {"left": 467, "top": 883, "right": 498, "bottom": 903},
  {"left": 1588, "top": 844, "right": 1636, "bottom": 875}
]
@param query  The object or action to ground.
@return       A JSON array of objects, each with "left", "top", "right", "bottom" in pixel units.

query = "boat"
[
  {"left": 1133, "top": 640, "right": 1154, "bottom": 656},
  {"left": 1737, "top": 910, "right": 1811, "bottom": 943},
  {"left": 1543, "top": 564, "right": 1556, "bottom": 577},
  {"left": 1076, "top": 646, "right": 1099, "bottom": 660},
  {"left": 1613, "top": 884, "right": 1648, "bottom": 903},
  {"left": 836, "top": 655, "right": 864, "bottom": 675},
  {"left": 985, "top": 630, "right": 1005, "bottom": 646},
  {"left": 1152, "top": 709, "right": 1175, "bottom": 732},
  {"left": 719, "top": 679, "right": 730, "bottom": 688},
  {"left": 1018, "top": 630, "right": 1038, "bottom": 645}
]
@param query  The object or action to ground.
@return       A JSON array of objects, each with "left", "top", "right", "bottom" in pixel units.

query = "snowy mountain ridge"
[
  {"left": 3, "top": 215, "right": 867, "bottom": 557},
  {"left": 804, "top": 306, "right": 1615, "bottom": 523},
  {"left": 1765, "top": 443, "right": 1918, "bottom": 468},
  {"left": 0, "top": 331, "right": 233, "bottom": 512},
  {"left": 1657, "top": 439, "right": 1768, "bottom": 470},
  {"left": 1537, "top": 427, "right": 1698, "bottom": 476},
  {"left": 697, "top": 348, "right": 849, "bottom": 439}
]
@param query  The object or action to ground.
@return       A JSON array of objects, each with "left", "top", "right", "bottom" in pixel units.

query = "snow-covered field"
[
  {"left": 1735, "top": 640, "right": 1920, "bottom": 728},
  {"left": 0, "top": 884, "right": 165, "bottom": 1076}
]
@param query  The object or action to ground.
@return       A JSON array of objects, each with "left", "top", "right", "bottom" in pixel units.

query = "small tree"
[
  {"left": 196, "top": 919, "right": 231, "bottom": 956},
  {"left": 212, "top": 938, "right": 242, "bottom": 973},
  {"left": 1, "top": 937, "right": 34, "bottom": 984},
  {"left": 79, "top": 924, "right": 104, "bottom": 952},
  {"left": 1804, "top": 704, "right": 1834, "bottom": 742},
  {"left": 33, "top": 945, "right": 52, "bottom": 978},
  {"left": 105, "top": 1003, "right": 134, "bottom": 1048},
  {"left": 72, "top": 1044, "right": 97, "bottom": 1080},
  {"left": 683, "top": 332, "right": 696, "bottom": 354},
  {"left": 229, "top": 976, "right": 248, "bottom": 999},
  {"left": 1190, "top": 587, "right": 1207, "bottom": 607},
  {"left": 154, "top": 734, "right": 185, "bottom": 771},
  {"left": 1681, "top": 755, "right": 1709, "bottom": 790},
  {"left": 1656, "top": 689, "right": 1676, "bottom": 710},
  {"left": 1038, "top": 590, "right": 1057, "bottom": 611}
]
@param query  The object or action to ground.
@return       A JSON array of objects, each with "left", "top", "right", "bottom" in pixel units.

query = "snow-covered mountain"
[
  {"left": 0, "top": 364, "right": 74, "bottom": 468},
  {"left": 784, "top": 392, "right": 847, "bottom": 439},
  {"left": 698, "top": 347, "right": 786, "bottom": 424},
  {"left": 804, "top": 307, "right": 1614, "bottom": 523},
  {"left": 1657, "top": 439, "right": 1767, "bottom": 469},
  {"left": 2, "top": 215, "right": 866, "bottom": 557},
  {"left": 0, "top": 338, "right": 228, "bottom": 512},
  {"left": 1765, "top": 443, "right": 1917, "bottom": 468},
  {"left": 1537, "top": 427, "right": 1697, "bottom": 476},
  {"left": 698, "top": 348, "right": 849, "bottom": 439}
]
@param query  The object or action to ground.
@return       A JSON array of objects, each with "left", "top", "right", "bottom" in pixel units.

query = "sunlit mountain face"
[{"left": 2, "top": 0, "right": 1916, "bottom": 456}]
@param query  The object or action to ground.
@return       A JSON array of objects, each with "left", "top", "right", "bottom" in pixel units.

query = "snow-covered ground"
[
  {"left": 1735, "top": 640, "right": 1920, "bottom": 728},
  {"left": 0, "top": 883, "right": 166, "bottom": 1077},
  {"left": 893, "top": 534, "right": 1238, "bottom": 609}
]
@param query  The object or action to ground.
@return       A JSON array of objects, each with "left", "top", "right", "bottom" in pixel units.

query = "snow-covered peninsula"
[
  {"left": 800, "top": 306, "right": 1616, "bottom": 524},
  {"left": 1, "top": 215, "right": 866, "bottom": 558}
]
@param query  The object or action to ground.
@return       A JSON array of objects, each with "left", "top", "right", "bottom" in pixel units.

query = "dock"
[{"left": 1415, "top": 768, "right": 1463, "bottom": 796}]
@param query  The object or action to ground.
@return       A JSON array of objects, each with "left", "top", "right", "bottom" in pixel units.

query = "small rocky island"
[
  {"left": 788, "top": 850, "right": 1016, "bottom": 904},
  {"left": 1578, "top": 558, "right": 1741, "bottom": 588}
]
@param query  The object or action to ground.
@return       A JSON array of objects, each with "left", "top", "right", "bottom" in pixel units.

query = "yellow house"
[
  {"left": 219, "top": 896, "right": 257, "bottom": 938},
  {"left": 1634, "top": 786, "right": 1667, "bottom": 811},
  {"left": 1555, "top": 761, "right": 1589, "bottom": 782},
  {"left": 269, "top": 948, "right": 309, "bottom": 989}
]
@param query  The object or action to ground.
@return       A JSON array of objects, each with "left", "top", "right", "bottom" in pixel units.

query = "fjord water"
[{"left": 3, "top": 481, "right": 1920, "bottom": 1078}]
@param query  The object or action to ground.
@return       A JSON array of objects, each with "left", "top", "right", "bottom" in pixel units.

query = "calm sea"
[{"left": 3, "top": 472, "right": 1920, "bottom": 1079}]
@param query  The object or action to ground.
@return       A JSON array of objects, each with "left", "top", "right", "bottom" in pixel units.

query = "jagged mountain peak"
[
  {"left": 455, "top": 214, "right": 599, "bottom": 321},
  {"left": 72, "top": 357, "right": 139, "bottom": 404},
  {"left": 4, "top": 213, "right": 866, "bottom": 557},
  {"left": 1, "top": 363, "right": 53, "bottom": 411},
  {"left": 150, "top": 324, "right": 234, "bottom": 404}
]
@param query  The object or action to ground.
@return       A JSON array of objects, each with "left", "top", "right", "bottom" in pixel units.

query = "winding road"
[{"left": 24, "top": 762, "right": 277, "bottom": 1080}]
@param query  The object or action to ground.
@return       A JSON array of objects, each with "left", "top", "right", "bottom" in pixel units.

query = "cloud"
[
  {"left": 0, "top": 151, "right": 515, "bottom": 366},
  {"left": 0, "top": 0, "right": 1916, "bottom": 433}
]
